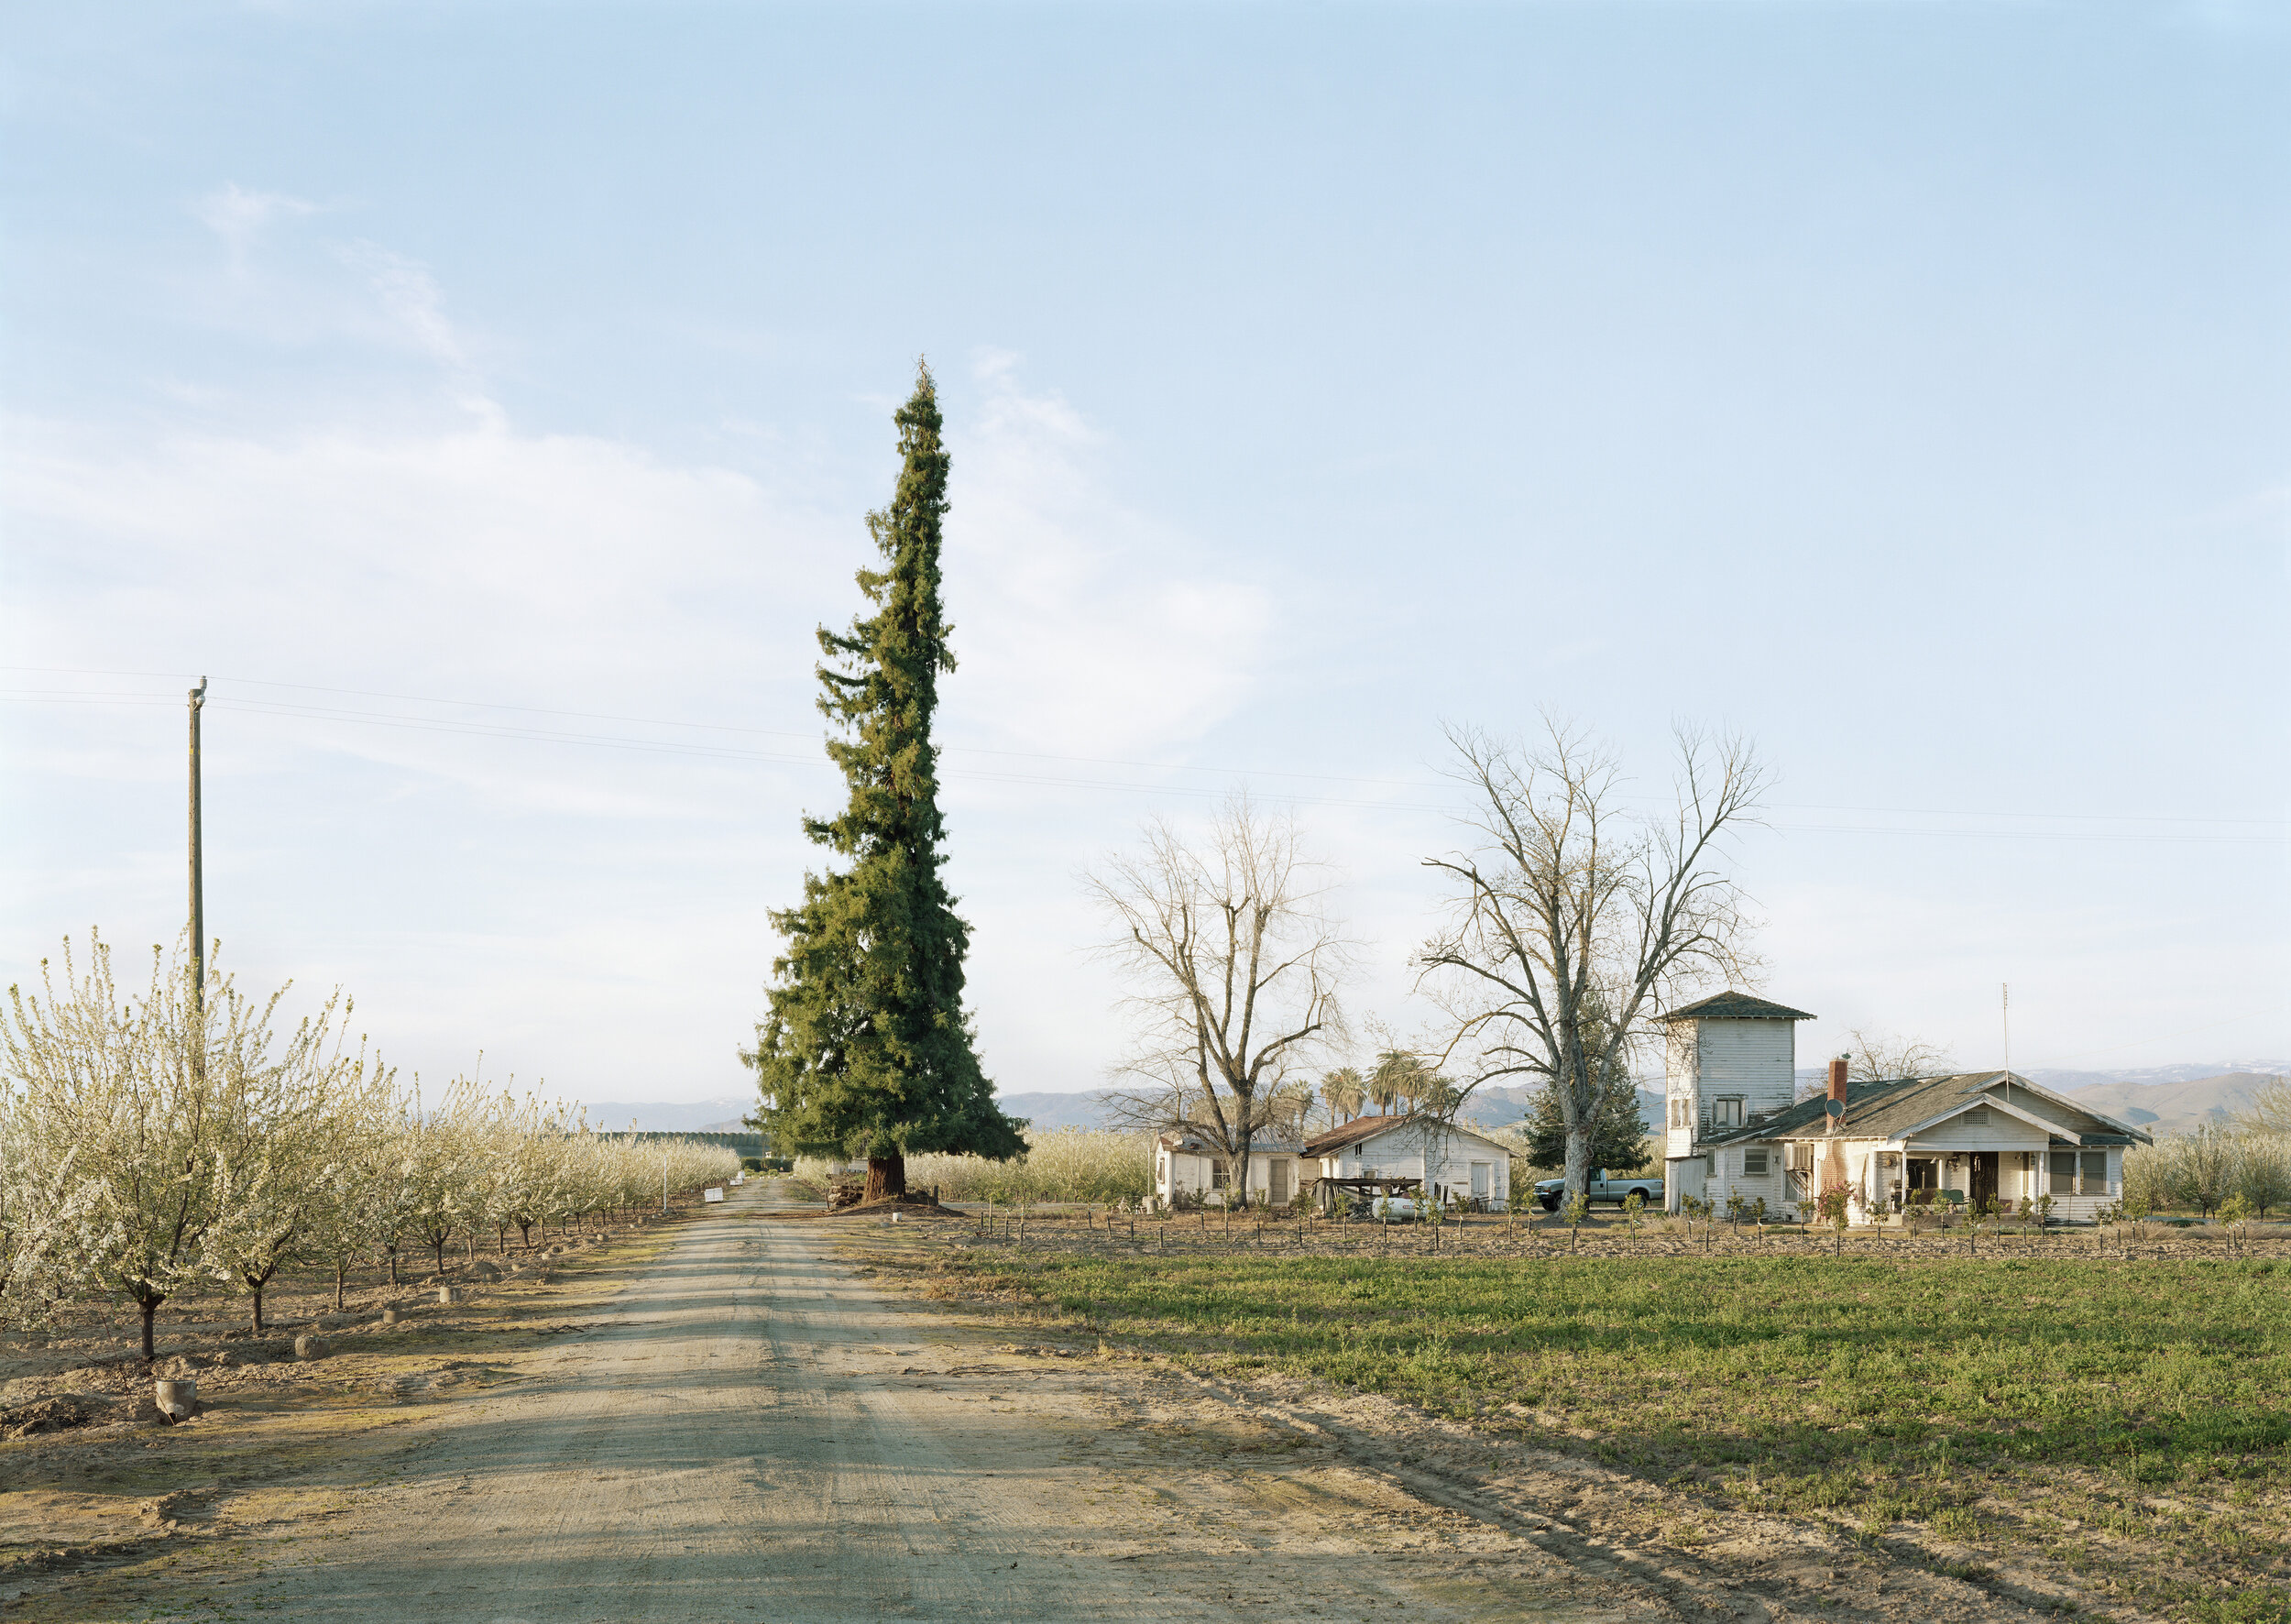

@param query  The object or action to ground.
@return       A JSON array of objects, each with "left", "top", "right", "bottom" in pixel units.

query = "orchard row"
[{"left": 0, "top": 932, "right": 740, "bottom": 1357}]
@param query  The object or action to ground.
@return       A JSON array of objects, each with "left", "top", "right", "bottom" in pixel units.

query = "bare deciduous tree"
[
  {"left": 1418, "top": 719, "right": 1768, "bottom": 1204},
  {"left": 1085, "top": 796, "right": 1348, "bottom": 1209},
  {"left": 1844, "top": 1028, "right": 1956, "bottom": 1086}
]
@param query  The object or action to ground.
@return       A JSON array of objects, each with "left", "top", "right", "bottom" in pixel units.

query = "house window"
[
  {"left": 2080, "top": 1151, "right": 2109, "bottom": 1193},
  {"left": 2048, "top": 1151, "right": 2077, "bottom": 1196},
  {"left": 1211, "top": 1160, "right": 1229, "bottom": 1189},
  {"left": 1712, "top": 1098, "right": 1744, "bottom": 1129},
  {"left": 1743, "top": 1149, "right": 1769, "bottom": 1177},
  {"left": 1669, "top": 1099, "right": 1689, "bottom": 1129}
]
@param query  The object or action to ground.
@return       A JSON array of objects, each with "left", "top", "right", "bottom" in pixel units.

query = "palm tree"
[
  {"left": 1267, "top": 1080, "right": 1317, "bottom": 1137},
  {"left": 1322, "top": 1068, "right": 1365, "bottom": 1124},
  {"left": 1371, "top": 1050, "right": 1429, "bottom": 1114}
]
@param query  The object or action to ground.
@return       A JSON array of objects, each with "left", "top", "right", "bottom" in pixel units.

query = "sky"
[{"left": 4, "top": 1, "right": 2286, "bottom": 1111}]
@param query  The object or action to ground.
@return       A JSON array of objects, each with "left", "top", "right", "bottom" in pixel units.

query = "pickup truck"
[{"left": 1534, "top": 1171, "right": 1663, "bottom": 1212}]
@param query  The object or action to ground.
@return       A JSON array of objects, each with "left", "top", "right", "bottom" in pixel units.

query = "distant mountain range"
[
  {"left": 2044, "top": 1073, "right": 2286, "bottom": 1138},
  {"left": 576, "top": 1097, "right": 756, "bottom": 1134},
  {"left": 571, "top": 1060, "right": 2291, "bottom": 1141},
  {"left": 1793, "top": 1060, "right": 2291, "bottom": 1090}
]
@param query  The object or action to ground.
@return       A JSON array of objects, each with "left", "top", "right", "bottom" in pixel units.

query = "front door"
[
  {"left": 1969, "top": 1151, "right": 1999, "bottom": 1209},
  {"left": 1269, "top": 1159, "right": 1290, "bottom": 1206}
]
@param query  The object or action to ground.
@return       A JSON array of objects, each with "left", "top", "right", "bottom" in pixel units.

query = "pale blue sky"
[{"left": 5, "top": 2, "right": 2286, "bottom": 1106}]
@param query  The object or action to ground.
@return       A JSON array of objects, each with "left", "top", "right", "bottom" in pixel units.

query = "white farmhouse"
[
  {"left": 1663, "top": 989, "right": 2154, "bottom": 1221},
  {"left": 1302, "top": 1114, "right": 1514, "bottom": 1213}
]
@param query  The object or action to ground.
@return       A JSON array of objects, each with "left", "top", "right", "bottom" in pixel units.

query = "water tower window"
[{"left": 1713, "top": 1098, "right": 1745, "bottom": 1128}]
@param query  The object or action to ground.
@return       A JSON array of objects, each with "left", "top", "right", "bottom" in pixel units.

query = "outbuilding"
[
  {"left": 1302, "top": 1114, "right": 1514, "bottom": 1213},
  {"left": 1153, "top": 1128, "right": 1308, "bottom": 1208}
]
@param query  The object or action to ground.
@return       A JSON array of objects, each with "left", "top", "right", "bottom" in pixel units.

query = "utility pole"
[
  {"left": 189, "top": 677, "right": 208, "bottom": 1011},
  {"left": 2001, "top": 982, "right": 2011, "bottom": 1074}
]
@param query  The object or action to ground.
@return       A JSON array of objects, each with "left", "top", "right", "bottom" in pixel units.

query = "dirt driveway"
[{"left": 6, "top": 1180, "right": 2081, "bottom": 1623}]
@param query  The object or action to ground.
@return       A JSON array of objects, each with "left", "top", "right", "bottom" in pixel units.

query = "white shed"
[
  {"left": 1154, "top": 1129, "right": 1308, "bottom": 1209},
  {"left": 1303, "top": 1114, "right": 1514, "bottom": 1212}
]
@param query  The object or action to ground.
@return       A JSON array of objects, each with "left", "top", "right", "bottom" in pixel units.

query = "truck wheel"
[
  {"left": 1629, "top": 1189, "right": 1650, "bottom": 1202},
  {"left": 1540, "top": 1195, "right": 1559, "bottom": 1213}
]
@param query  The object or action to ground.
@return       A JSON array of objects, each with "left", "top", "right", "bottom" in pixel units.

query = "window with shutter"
[
  {"left": 2048, "top": 1151, "right": 2077, "bottom": 1195},
  {"left": 2080, "top": 1151, "right": 2108, "bottom": 1192},
  {"left": 1743, "top": 1149, "right": 1769, "bottom": 1176}
]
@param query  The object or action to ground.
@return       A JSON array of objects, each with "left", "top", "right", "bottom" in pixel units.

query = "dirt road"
[
  {"left": 32, "top": 1180, "right": 2072, "bottom": 1624},
  {"left": 146, "top": 1179, "right": 1604, "bottom": 1623}
]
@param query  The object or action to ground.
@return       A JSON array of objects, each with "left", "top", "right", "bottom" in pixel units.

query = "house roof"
[
  {"left": 1301, "top": 1114, "right": 1515, "bottom": 1158},
  {"left": 1701, "top": 1070, "right": 2153, "bottom": 1148},
  {"left": 1662, "top": 991, "right": 1817, "bottom": 1023}
]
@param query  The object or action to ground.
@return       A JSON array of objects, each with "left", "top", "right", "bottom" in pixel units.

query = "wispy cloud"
[
  {"left": 946, "top": 352, "right": 1272, "bottom": 763},
  {"left": 192, "top": 183, "right": 318, "bottom": 269}
]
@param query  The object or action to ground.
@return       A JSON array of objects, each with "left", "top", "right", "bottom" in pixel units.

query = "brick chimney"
[{"left": 1820, "top": 1055, "right": 1853, "bottom": 1211}]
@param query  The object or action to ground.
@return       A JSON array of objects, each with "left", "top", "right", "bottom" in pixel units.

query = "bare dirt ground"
[{"left": 1, "top": 1181, "right": 2116, "bottom": 1623}]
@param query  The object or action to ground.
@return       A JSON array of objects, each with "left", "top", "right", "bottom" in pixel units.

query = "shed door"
[
  {"left": 1269, "top": 1159, "right": 1290, "bottom": 1205},
  {"left": 1470, "top": 1162, "right": 1490, "bottom": 1200}
]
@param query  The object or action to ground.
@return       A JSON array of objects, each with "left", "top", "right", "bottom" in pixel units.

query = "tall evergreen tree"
[
  {"left": 747, "top": 365, "right": 1024, "bottom": 1202},
  {"left": 1523, "top": 1068, "right": 1651, "bottom": 1174}
]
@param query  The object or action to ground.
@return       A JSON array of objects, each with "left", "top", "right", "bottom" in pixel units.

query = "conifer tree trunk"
[{"left": 864, "top": 1155, "right": 907, "bottom": 1202}]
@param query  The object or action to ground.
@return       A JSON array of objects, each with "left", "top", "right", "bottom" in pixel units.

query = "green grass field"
[{"left": 937, "top": 1246, "right": 2291, "bottom": 1621}]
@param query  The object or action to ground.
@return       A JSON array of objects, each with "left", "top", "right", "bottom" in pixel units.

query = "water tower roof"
[{"left": 1661, "top": 991, "right": 1816, "bottom": 1023}]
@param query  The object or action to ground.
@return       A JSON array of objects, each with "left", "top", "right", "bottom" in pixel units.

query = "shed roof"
[
  {"left": 1302, "top": 1114, "right": 1415, "bottom": 1156},
  {"left": 1302, "top": 1114, "right": 1515, "bottom": 1158},
  {"left": 1156, "top": 1130, "right": 1306, "bottom": 1157},
  {"left": 1702, "top": 1070, "right": 2153, "bottom": 1147},
  {"left": 1661, "top": 991, "right": 1817, "bottom": 1023}
]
